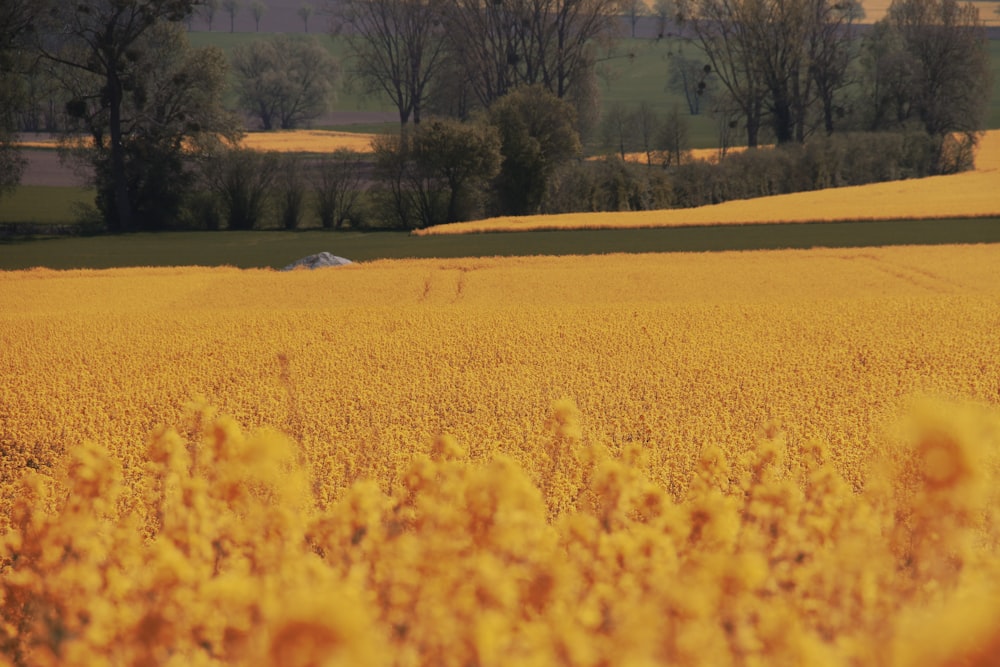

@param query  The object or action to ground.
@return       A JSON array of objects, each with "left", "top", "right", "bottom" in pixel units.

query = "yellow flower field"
[
  {"left": 415, "top": 130, "right": 1000, "bottom": 235},
  {"left": 1, "top": 244, "right": 999, "bottom": 666},
  {"left": 17, "top": 129, "right": 378, "bottom": 154},
  {"left": 239, "top": 130, "right": 377, "bottom": 153}
]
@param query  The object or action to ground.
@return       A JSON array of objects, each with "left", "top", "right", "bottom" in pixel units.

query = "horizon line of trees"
[
  {"left": 110, "top": 119, "right": 972, "bottom": 234},
  {"left": 0, "top": 0, "right": 993, "bottom": 233}
]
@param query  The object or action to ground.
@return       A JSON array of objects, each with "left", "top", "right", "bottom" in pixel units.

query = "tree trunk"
[
  {"left": 107, "top": 67, "right": 132, "bottom": 232},
  {"left": 447, "top": 178, "right": 460, "bottom": 223},
  {"left": 772, "top": 89, "right": 795, "bottom": 144},
  {"left": 746, "top": 114, "right": 760, "bottom": 149}
]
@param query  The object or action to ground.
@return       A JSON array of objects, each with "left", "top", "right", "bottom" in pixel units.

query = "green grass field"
[
  {"left": 2, "top": 219, "right": 999, "bottom": 271},
  {"left": 0, "top": 186, "right": 95, "bottom": 224}
]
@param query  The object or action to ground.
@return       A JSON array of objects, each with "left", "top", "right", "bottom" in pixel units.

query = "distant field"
[
  {"left": 241, "top": 129, "right": 376, "bottom": 152},
  {"left": 16, "top": 130, "right": 378, "bottom": 154}
]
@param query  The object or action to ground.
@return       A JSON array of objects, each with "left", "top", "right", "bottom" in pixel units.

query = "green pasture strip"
[
  {"left": 2, "top": 218, "right": 998, "bottom": 271},
  {"left": 0, "top": 187, "right": 94, "bottom": 224}
]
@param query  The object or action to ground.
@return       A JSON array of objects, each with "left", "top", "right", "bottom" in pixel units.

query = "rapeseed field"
[
  {"left": 415, "top": 130, "right": 1000, "bottom": 234},
  {"left": 2, "top": 246, "right": 999, "bottom": 666}
]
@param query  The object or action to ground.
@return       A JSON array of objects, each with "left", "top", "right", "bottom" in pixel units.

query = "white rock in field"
[{"left": 281, "top": 252, "right": 353, "bottom": 271}]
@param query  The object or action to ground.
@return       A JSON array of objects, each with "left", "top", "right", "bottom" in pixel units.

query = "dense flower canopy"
[{"left": 2, "top": 245, "right": 999, "bottom": 665}]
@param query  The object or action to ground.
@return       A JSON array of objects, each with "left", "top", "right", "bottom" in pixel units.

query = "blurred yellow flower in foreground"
[{"left": 2, "top": 244, "right": 1000, "bottom": 665}]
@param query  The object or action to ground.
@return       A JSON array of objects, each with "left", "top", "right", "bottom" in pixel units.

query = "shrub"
[
  {"left": 543, "top": 159, "right": 675, "bottom": 214},
  {"left": 201, "top": 147, "right": 280, "bottom": 230},
  {"left": 179, "top": 190, "right": 223, "bottom": 231},
  {"left": 276, "top": 155, "right": 307, "bottom": 230},
  {"left": 488, "top": 86, "right": 582, "bottom": 216},
  {"left": 370, "top": 120, "right": 501, "bottom": 229},
  {"left": 311, "top": 150, "right": 366, "bottom": 230}
]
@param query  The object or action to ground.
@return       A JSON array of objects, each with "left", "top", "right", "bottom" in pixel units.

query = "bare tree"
[
  {"left": 622, "top": 0, "right": 649, "bottom": 37},
  {"left": 232, "top": 35, "right": 339, "bottom": 129},
  {"left": 276, "top": 154, "right": 306, "bottom": 229},
  {"left": 298, "top": 3, "right": 314, "bottom": 31},
  {"left": 657, "top": 103, "right": 690, "bottom": 166},
  {"left": 440, "top": 0, "right": 619, "bottom": 109},
  {"left": 678, "top": 0, "right": 861, "bottom": 145},
  {"left": 677, "top": 0, "right": 766, "bottom": 146},
  {"left": 666, "top": 51, "right": 714, "bottom": 115},
  {"left": 809, "top": 0, "right": 864, "bottom": 135},
  {"left": 634, "top": 101, "right": 661, "bottom": 165},
  {"left": 311, "top": 149, "right": 365, "bottom": 229},
  {"left": 653, "top": 0, "right": 677, "bottom": 38},
  {"left": 331, "top": 0, "right": 449, "bottom": 127},
  {"left": 408, "top": 118, "right": 502, "bottom": 225},
  {"left": 251, "top": 0, "right": 266, "bottom": 31},
  {"left": 202, "top": 0, "right": 220, "bottom": 30},
  {"left": 601, "top": 103, "right": 637, "bottom": 160},
  {"left": 222, "top": 0, "right": 241, "bottom": 32}
]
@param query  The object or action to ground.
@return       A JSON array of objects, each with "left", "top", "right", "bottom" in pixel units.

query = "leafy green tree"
[
  {"left": 232, "top": 35, "right": 339, "bottom": 130},
  {"left": 488, "top": 85, "right": 581, "bottom": 215},
  {"left": 410, "top": 118, "right": 501, "bottom": 224},
  {"left": 372, "top": 119, "right": 501, "bottom": 228},
  {"left": 37, "top": 3, "right": 240, "bottom": 231}
]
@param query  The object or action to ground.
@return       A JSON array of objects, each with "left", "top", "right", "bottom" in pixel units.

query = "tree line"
[{"left": 0, "top": 0, "right": 993, "bottom": 233}]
